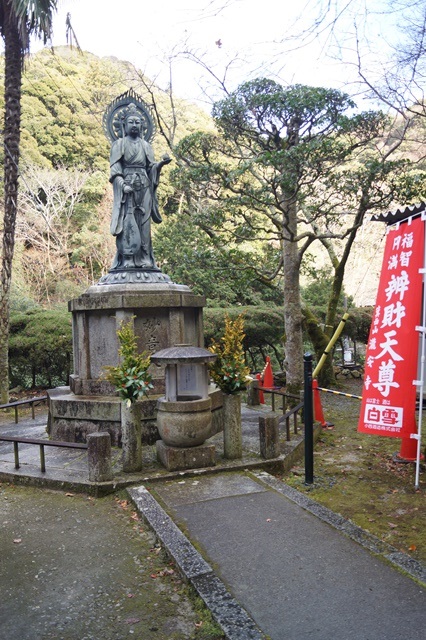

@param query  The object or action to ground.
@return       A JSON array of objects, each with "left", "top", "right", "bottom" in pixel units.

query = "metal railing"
[
  {"left": 261, "top": 388, "right": 303, "bottom": 440},
  {"left": 0, "top": 435, "right": 87, "bottom": 473},
  {"left": 261, "top": 387, "right": 300, "bottom": 411},
  {"left": 279, "top": 401, "right": 304, "bottom": 440},
  {"left": 0, "top": 396, "right": 48, "bottom": 424}
]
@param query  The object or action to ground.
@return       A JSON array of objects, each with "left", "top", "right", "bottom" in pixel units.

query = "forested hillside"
[
  {"left": 0, "top": 46, "right": 423, "bottom": 314},
  {"left": 1, "top": 46, "right": 424, "bottom": 388},
  {"left": 0, "top": 47, "right": 215, "bottom": 307}
]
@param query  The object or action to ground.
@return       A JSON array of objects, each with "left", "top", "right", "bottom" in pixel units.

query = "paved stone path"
[{"left": 131, "top": 471, "right": 426, "bottom": 640}]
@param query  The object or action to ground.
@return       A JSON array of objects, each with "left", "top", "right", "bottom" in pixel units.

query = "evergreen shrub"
[
  {"left": 9, "top": 308, "right": 72, "bottom": 389},
  {"left": 204, "top": 306, "right": 285, "bottom": 372}
]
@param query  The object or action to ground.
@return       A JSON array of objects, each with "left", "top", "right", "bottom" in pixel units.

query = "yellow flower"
[{"left": 209, "top": 314, "right": 250, "bottom": 394}]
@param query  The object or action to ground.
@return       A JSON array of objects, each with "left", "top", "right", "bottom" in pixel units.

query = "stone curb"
[
  {"left": 251, "top": 470, "right": 426, "bottom": 586},
  {"left": 128, "top": 485, "right": 266, "bottom": 640}
]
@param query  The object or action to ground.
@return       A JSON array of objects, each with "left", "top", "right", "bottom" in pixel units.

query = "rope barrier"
[{"left": 316, "top": 386, "right": 362, "bottom": 401}]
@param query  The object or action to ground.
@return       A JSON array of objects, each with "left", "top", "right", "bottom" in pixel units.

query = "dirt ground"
[
  {"left": 0, "top": 484, "right": 224, "bottom": 640},
  {"left": 284, "top": 377, "right": 426, "bottom": 566}
]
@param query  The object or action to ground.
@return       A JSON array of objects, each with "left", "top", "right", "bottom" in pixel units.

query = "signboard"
[
  {"left": 178, "top": 363, "right": 199, "bottom": 396},
  {"left": 358, "top": 216, "right": 425, "bottom": 437}
]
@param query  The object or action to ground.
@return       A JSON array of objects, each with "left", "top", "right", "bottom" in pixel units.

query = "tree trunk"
[
  {"left": 0, "top": 8, "right": 23, "bottom": 404},
  {"left": 303, "top": 307, "right": 335, "bottom": 387},
  {"left": 282, "top": 202, "right": 304, "bottom": 397}
]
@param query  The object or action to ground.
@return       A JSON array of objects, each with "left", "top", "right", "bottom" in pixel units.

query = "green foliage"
[
  {"left": 19, "top": 49, "right": 111, "bottom": 170},
  {"left": 0, "top": 46, "right": 216, "bottom": 309},
  {"left": 212, "top": 80, "right": 358, "bottom": 143},
  {"left": 154, "top": 212, "right": 282, "bottom": 306},
  {"left": 302, "top": 268, "right": 353, "bottom": 321},
  {"left": 0, "top": 46, "right": 214, "bottom": 175},
  {"left": 344, "top": 307, "right": 373, "bottom": 344},
  {"left": 204, "top": 306, "right": 285, "bottom": 372},
  {"left": 8, "top": 307, "right": 72, "bottom": 388},
  {"left": 171, "top": 79, "right": 396, "bottom": 294},
  {"left": 208, "top": 314, "right": 250, "bottom": 394},
  {"left": 104, "top": 320, "right": 153, "bottom": 406}
]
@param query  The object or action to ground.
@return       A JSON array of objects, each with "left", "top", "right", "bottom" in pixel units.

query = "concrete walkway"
[
  {"left": 1, "top": 408, "right": 425, "bottom": 640},
  {"left": 130, "top": 471, "right": 425, "bottom": 640}
]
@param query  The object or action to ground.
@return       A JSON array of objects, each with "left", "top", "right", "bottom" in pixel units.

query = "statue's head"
[
  {"left": 123, "top": 103, "right": 142, "bottom": 137},
  {"left": 104, "top": 91, "right": 155, "bottom": 143}
]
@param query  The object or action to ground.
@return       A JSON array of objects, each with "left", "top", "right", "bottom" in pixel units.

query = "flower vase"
[
  {"left": 222, "top": 392, "right": 242, "bottom": 459},
  {"left": 121, "top": 401, "right": 142, "bottom": 472}
]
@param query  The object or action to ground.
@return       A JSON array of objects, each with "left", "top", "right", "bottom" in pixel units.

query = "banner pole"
[{"left": 414, "top": 219, "right": 426, "bottom": 488}]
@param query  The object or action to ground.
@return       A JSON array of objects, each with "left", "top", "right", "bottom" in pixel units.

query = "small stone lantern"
[{"left": 151, "top": 345, "right": 217, "bottom": 470}]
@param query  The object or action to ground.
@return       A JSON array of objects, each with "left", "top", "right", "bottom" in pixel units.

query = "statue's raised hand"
[{"left": 159, "top": 154, "right": 172, "bottom": 169}]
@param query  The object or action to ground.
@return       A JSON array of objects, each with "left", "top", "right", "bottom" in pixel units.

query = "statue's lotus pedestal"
[{"left": 47, "top": 281, "right": 219, "bottom": 445}]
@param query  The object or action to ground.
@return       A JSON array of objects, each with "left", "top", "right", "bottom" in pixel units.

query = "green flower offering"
[{"left": 104, "top": 319, "right": 153, "bottom": 407}]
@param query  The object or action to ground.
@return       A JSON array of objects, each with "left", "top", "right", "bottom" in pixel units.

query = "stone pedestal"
[
  {"left": 87, "top": 432, "right": 112, "bottom": 482},
  {"left": 156, "top": 440, "right": 216, "bottom": 471},
  {"left": 121, "top": 402, "right": 142, "bottom": 472},
  {"left": 223, "top": 393, "right": 242, "bottom": 459},
  {"left": 259, "top": 412, "right": 280, "bottom": 459},
  {"left": 48, "top": 282, "right": 206, "bottom": 444},
  {"left": 69, "top": 282, "right": 205, "bottom": 395}
]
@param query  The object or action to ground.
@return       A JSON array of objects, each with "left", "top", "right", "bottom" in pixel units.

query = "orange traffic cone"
[
  {"left": 397, "top": 437, "right": 418, "bottom": 461},
  {"left": 395, "top": 417, "right": 422, "bottom": 462},
  {"left": 263, "top": 356, "right": 274, "bottom": 389},
  {"left": 313, "top": 379, "right": 333, "bottom": 428}
]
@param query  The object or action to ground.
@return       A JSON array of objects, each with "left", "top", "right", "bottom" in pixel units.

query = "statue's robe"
[{"left": 109, "top": 136, "right": 161, "bottom": 269}]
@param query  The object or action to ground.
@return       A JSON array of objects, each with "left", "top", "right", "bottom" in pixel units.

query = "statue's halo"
[{"left": 103, "top": 89, "right": 156, "bottom": 143}]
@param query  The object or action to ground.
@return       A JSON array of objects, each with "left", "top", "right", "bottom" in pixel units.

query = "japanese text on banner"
[{"left": 358, "top": 216, "right": 424, "bottom": 437}]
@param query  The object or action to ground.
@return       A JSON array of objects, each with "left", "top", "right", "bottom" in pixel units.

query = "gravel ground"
[{"left": 0, "top": 483, "right": 221, "bottom": 640}]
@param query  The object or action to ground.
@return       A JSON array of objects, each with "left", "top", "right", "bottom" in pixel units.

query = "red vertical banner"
[{"left": 358, "top": 215, "right": 425, "bottom": 437}]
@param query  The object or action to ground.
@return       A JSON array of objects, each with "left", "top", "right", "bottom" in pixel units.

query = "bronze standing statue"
[{"left": 99, "top": 90, "right": 172, "bottom": 285}]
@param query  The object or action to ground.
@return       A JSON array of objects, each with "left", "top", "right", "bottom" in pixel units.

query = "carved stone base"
[
  {"left": 156, "top": 440, "right": 216, "bottom": 471},
  {"left": 47, "top": 386, "right": 223, "bottom": 446},
  {"left": 47, "top": 387, "right": 160, "bottom": 446},
  {"left": 48, "top": 281, "right": 208, "bottom": 444},
  {"left": 68, "top": 282, "right": 205, "bottom": 395}
]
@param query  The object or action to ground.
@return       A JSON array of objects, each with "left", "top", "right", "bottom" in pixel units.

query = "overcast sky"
[{"left": 25, "top": 0, "right": 399, "bottom": 110}]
